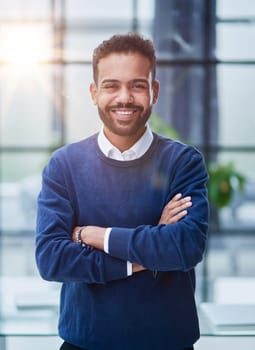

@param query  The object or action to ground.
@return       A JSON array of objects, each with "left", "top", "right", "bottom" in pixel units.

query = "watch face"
[{"left": 75, "top": 229, "right": 82, "bottom": 243}]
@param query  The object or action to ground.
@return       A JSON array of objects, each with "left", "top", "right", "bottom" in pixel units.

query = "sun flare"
[
  {"left": 0, "top": 24, "right": 52, "bottom": 65},
  {"left": 0, "top": 24, "right": 56, "bottom": 121}
]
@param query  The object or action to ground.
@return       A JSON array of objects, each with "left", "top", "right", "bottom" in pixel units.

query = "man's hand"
[
  {"left": 132, "top": 263, "right": 145, "bottom": 273},
  {"left": 131, "top": 194, "right": 192, "bottom": 274},
  {"left": 158, "top": 193, "right": 192, "bottom": 225},
  {"left": 72, "top": 225, "right": 106, "bottom": 250}
]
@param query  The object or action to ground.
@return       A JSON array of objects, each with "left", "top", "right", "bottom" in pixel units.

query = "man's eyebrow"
[
  {"left": 131, "top": 79, "right": 149, "bottom": 83},
  {"left": 101, "top": 78, "right": 149, "bottom": 84},
  {"left": 101, "top": 79, "right": 119, "bottom": 84}
]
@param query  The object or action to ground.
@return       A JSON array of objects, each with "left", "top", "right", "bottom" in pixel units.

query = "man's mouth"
[
  {"left": 107, "top": 104, "right": 143, "bottom": 119},
  {"left": 113, "top": 109, "right": 136, "bottom": 116}
]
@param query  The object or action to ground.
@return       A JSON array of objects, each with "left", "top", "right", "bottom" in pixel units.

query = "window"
[{"left": 0, "top": 2, "right": 254, "bottom": 345}]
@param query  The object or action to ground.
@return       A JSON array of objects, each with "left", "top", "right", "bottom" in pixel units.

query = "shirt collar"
[{"left": 98, "top": 125, "right": 153, "bottom": 161}]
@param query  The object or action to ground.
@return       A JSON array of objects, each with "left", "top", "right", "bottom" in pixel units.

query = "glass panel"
[
  {"left": 217, "top": 0, "right": 255, "bottom": 17},
  {"left": 137, "top": 0, "right": 155, "bottom": 20},
  {"left": 0, "top": 0, "right": 51, "bottom": 19},
  {"left": 0, "top": 147, "right": 58, "bottom": 333},
  {"left": 155, "top": 65, "right": 207, "bottom": 145},
  {"left": 65, "top": 28, "right": 134, "bottom": 61},
  {"left": 154, "top": 2, "right": 207, "bottom": 60},
  {"left": 218, "top": 151, "right": 255, "bottom": 180},
  {"left": 0, "top": 64, "right": 64, "bottom": 148},
  {"left": 65, "top": 65, "right": 101, "bottom": 143},
  {"left": 217, "top": 23, "right": 255, "bottom": 60},
  {"left": 0, "top": 151, "right": 46, "bottom": 184},
  {"left": 213, "top": 152, "right": 255, "bottom": 244},
  {"left": 64, "top": 0, "right": 154, "bottom": 60},
  {"left": 0, "top": 22, "right": 53, "bottom": 63},
  {"left": 137, "top": 0, "right": 154, "bottom": 37},
  {"left": 0, "top": 151, "right": 45, "bottom": 238},
  {"left": 66, "top": 0, "right": 133, "bottom": 20},
  {"left": 217, "top": 65, "right": 255, "bottom": 146}
]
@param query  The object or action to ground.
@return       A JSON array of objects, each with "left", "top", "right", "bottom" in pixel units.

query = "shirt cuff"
[
  {"left": 104, "top": 227, "right": 132, "bottom": 276},
  {"left": 104, "top": 227, "right": 112, "bottom": 254},
  {"left": 127, "top": 261, "right": 132, "bottom": 276}
]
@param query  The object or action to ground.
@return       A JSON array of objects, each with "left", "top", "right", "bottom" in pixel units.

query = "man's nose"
[{"left": 116, "top": 86, "right": 134, "bottom": 104}]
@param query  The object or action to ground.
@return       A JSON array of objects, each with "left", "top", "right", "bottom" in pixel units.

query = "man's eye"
[
  {"left": 103, "top": 84, "right": 117, "bottom": 90},
  {"left": 132, "top": 84, "right": 147, "bottom": 90}
]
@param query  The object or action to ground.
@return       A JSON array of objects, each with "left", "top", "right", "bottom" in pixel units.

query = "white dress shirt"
[{"left": 97, "top": 125, "right": 154, "bottom": 275}]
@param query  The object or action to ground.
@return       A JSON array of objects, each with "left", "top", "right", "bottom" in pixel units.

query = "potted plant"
[
  {"left": 207, "top": 162, "right": 246, "bottom": 228},
  {"left": 150, "top": 113, "right": 179, "bottom": 139}
]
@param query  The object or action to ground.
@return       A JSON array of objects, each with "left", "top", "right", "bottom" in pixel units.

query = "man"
[{"left": 36, "top": 33, "right": 209, "bottom": 350}]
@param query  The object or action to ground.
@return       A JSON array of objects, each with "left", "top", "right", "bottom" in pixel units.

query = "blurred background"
[{"left": 0, "top": 0, "right": 255, "bottom": 349}]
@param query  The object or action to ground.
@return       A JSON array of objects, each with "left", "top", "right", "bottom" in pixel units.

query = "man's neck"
[{"left": 103, "top": 127, "right": 147, "bottom": 152}]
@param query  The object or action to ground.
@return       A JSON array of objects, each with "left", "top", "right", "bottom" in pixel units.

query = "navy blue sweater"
[{"left": 36, "top": 133, "right": 209, "bottom": 350}]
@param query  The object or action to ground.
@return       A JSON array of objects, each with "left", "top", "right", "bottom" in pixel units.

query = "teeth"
[{"left": 115, "top": 110, "right": 133, "bottom": 115}]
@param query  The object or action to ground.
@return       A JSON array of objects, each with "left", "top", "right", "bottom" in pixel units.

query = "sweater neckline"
[{"left": 93, "top": 132, "right": 160, "bottom": 167}]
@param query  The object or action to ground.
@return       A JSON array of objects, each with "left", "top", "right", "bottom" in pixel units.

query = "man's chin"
[{"left": 109, "top": 122, "right": 147, "bottom": 138}]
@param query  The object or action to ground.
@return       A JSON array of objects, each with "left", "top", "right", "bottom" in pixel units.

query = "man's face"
[{"left": 90, "top": 52, "right": 159, "bottom": 142}]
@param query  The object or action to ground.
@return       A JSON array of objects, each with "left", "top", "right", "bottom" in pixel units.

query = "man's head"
[
  {"left": 92, "top": 33, "right": 156, "bottom": 84},
  {"left": 90, "top": 33, "right": 159, "bottom": 150}
]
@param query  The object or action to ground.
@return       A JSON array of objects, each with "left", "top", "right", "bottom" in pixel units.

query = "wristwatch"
[{"left": 75, "top": 228, "right": 83, "bottom": 244}]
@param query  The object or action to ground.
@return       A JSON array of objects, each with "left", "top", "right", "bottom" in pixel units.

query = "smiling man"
[
  {"left": 36, "top": 33, "right": 209, "bottom": 350},
  {"left": 90, "top": 50, "right": 159, "bottom": 147}
]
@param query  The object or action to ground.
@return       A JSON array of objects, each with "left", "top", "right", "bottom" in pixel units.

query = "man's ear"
[
  {"left": 89, "top": 83, "right": 98, "bottom": 105},
  {"left": 152, "top": 80, "right": 160, "bottom": 104}
]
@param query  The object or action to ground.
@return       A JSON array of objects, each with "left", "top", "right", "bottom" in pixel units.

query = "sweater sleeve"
[
  {"left": 108, "top": 148, "right": 209, "bottom": 272},
  {"left": 35, "top": 155, "right": 128, "bottom": 284}
]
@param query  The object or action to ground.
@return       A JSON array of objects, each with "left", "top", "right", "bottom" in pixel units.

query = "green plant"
[
  {"left": 150, "top": 113, "right": 179, "bottom": 139},
  {"left": 208, "top": 162, "right": 246, "bottom": 208}
]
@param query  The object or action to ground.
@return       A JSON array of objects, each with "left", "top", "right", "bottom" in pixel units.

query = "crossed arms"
[
  {"left": 36, "top": 145, "right": 209, "bottom": 284},
  {"left": 72, "top": 193, "right": 192, "bottom": 274}
]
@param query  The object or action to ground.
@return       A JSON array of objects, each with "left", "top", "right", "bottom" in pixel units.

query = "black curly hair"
[{"left": 92, "top": 33, "right": 156, "bottom": 83}]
